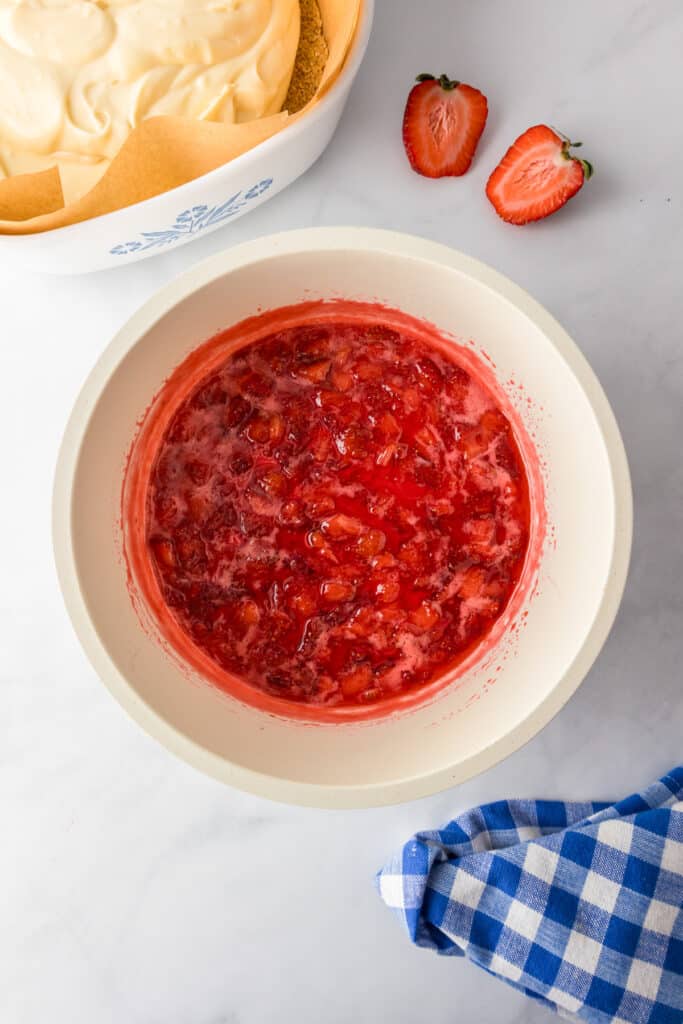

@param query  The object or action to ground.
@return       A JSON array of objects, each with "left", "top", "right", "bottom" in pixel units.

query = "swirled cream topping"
[{"left": 0, "top": 0, "right": 300, "bottom": 201}]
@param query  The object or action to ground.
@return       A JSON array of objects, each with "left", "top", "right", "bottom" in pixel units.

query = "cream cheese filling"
[{"left": 0, "top": 0, "right": 300, "bottom": 200}]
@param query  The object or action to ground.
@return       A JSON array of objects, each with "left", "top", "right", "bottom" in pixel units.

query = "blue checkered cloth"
[{"left": 377, "top": 768, "right": 683, "bottom": 1023}]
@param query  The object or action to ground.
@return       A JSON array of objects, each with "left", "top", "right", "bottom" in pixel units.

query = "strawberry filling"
[{"left": 145, "top": 319, "right": 531, "bottom": 707}]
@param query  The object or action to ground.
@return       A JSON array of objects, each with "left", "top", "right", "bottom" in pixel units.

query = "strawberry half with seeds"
[
  {"left": 486, "top": 124, "right": 593, "bottom": 224},
  {"left": 402, "top": 73, "right": 488, "bottom": 178}
]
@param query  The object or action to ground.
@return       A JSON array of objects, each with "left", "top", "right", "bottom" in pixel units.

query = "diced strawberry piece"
[
  {"left": 358, "top": 687, "right": 381, "bottom": 703},
  {"left": 466, "top": 488, "right": 497, "bottom": 518},
  {"left": 410, "top": 601, "right": 441, "bottom": 630},
  {"left": 458, "top": 566, "right": 487, "bottom": 599},
  {"left": 461, "top": 428, "right": 489, "bottom": 460},
  {"left": 321, "top": 579, "right": 356, "bottom": 603},
  {"left": 260, "top": 340, "right": 290, "bottom": 372},
  {"left": 268, "top": 413, "right": 285, "bottom": 443},
  {"left": 446, "top": 367, "right": 471, "bottom": 405},
  {"left": 374, "top": 574, "right": 400, "bottom": 604},
  {"left": 354, "top": 359, "right": 383, "bottom": 381},
  {"left": 335, "top": 425, "right": 369, "bottom": 459},
  {"left": 239, "top": 511, "right": 272, "bottom": 538},
  {"left": 225, "top": 395, "right": 251, "bottom": 428},
  {"left": 187, "top": 492, "right": 212, "bottom": 521},
  {"left": 310, "top": 426, "right": 332, "bottom": 463},
  {"left": 330, "top": 367, "right": 353, "bottom": 391},
  {"left": 414, "top": 357, "right": 443, "bottom": 391},
  {"left": 306, "top": 495, "right": 335, "bottom": 518},
  {"left": 151, "top": 537, "right": 176, "bottom": 568},
  {"left": 167, "top": 408, "right": 196, "bottom": 443},
  {"left": 502, "top": 480, "right": 519, "bottom": 503},
  {"left": 429, "top": 499, "right": 452, "bottom": 517},
  {"left": 482, "top": 575, "right": 506, "bottom": 599},
  {"left": 315, "top": 389, "right": 346, "bottom": 410},
  {"left": 347, "top": 606, "right": 376, "bottom": 638},
  {"left": 378, "top": 412, "right": 401, "bottom": 439},
  {"left": 259, "top": 469, "right": 288, "bottom": 496},
  {"left": 175, "top": 532, "right": 206, "bottom": 571},
  {"left": 230, "top": 453, "right": 253, "bottom": 476},
  {"left": 295, "top": 328, "right": 329, "bottom": 359},
  {"left": 321, "top": 514, "right": 364, "bottom": 539},
  {"left": 363, "top": 325, "right": 400, "bottom": 343},
  {"left": 340, "top": 664, "right": 373, "bottom": 698},
  {"left": 399, "top": 542, "right": 427, "bottom": 571},
  {"left": 316, "top": 675, "right": 337, "bottom": 698},
  {"left": 154, "top": 494, "right": 178, "bottom": 527},
  {"left": 466, "top": 460, "right": 496, "bottom": 491},
  {"left": 501, "top": 519, "right": 525, "bottom": 557},
  {"left": 297, "top": 359, "right": 331, "bottom": 383},
  {"left": 403, "top": 387, "right": 420, "bottom": 412},
  {"left": 371, "top": 552, "right": 396, "bottom": 570},
  {"left": 237, "top": 599, "right": 260, "bottom": 627},
  {"left": 356, "top": 528, "right": 386, "bottom": 558},
  {"left": 414, "top": 424, "right": 441, "bottom": 458},
  {"left": 480, "top": 410, "right": 509, "bottom": 437},
  {"left": 288, "top": 585, "right": 317, "bottom": 618},
  {"left": 375, "top": 443, "right": 397, "bottom": 467},
  {"left": 495, "top": 437, "right": 520, "bottom": 479},
  {"left": 279, "top": 500, "right": 305, "bottom": 526},
  {"left": 245, "top": 414, "right": 272, "bottom": 443},
  {"left": 465, "top": 517, "right": 497, "bottom": 556}
]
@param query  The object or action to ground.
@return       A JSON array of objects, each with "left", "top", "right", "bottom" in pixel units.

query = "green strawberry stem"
[
  {"left": 415, "top": 73, "right": 460, "bottom": 90},
  {"left": 553, "top": 128, "right": 594, "bottom": 180}
]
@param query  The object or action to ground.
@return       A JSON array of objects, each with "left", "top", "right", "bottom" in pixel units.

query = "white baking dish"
[{"left": 0, "top": 2, "right": 373, "bottom": 275}]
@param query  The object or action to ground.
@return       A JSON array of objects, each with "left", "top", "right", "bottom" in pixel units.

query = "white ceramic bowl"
[
  {"left": 53, "top": 228, "right": 632, "bottom": 807},
  {"left": 0, "top": 4, "right": 373, "bottom": 276}
]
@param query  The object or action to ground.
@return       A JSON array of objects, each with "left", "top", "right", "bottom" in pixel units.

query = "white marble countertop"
[{"left": 3, "top": 1, "right": 682, "bottom": 1020}]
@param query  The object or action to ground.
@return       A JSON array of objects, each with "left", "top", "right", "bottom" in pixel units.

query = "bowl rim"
[
  {"left": 52, "top": 227, "right": 633, "bottom": 807},
  {"left": 6, "top": 0, "right": 375, "bottom": 244}
]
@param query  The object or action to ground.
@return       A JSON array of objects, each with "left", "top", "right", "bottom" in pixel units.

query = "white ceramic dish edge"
[{"left": 0, "top": 3, "right": 374, "bottom": 275}]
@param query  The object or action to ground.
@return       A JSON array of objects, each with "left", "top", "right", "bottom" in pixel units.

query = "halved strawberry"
[
  {"left": 486, "top": 125, "right": 593, "bottom": 224},
  {"left": 402, "top": 73, "right": 488, "bottom": 178}
]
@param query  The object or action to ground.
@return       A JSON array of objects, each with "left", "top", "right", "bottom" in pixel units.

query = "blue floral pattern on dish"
[{"left": 109, "top": 179, "right": 273, "bottom": 256}]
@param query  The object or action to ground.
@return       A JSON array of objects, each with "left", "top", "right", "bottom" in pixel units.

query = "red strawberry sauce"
[{"left": 124, "top": 302, "right": 534, "bottom": 717}]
